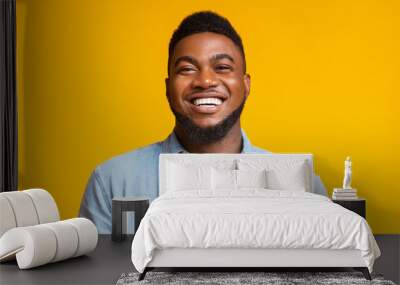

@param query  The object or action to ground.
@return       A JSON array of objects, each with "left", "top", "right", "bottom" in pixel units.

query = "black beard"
[{"left": 170, "top": 98, "right": 246, "bottom": 145}]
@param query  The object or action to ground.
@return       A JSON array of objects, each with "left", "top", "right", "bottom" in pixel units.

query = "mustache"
[{"left": 189, "top": 87, "right": 227, "bottom": 95}]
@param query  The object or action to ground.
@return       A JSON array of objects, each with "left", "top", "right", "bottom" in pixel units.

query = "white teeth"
[{"left": 193, "top": 98, "right": 223, "bottom": 106}]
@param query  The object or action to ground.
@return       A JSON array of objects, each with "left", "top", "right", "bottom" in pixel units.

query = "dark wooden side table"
[
  {"left": 332, "top": 198, "right": 366, "bottom": 219},
  {"left": 112, "top": 197, "right": 149, "bottom": 242}
]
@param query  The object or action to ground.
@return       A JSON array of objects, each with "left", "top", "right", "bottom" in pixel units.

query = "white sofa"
[{"left": 0, "top": 189, "right": 98, "bottom": 269}]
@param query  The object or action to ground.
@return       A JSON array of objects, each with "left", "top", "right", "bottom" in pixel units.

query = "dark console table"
[
  {"left": 332, "top": 198, "right": 366, "bottom": 218},
  {"left": 112, "top": 197, "right": 149, "bottom": 242}
]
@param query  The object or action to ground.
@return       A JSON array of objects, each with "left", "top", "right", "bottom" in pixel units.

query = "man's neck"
[{"left": 174, "top": 123, "right": 243, "bottom": 154}]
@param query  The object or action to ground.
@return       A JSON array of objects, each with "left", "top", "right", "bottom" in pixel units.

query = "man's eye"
[
  {"left": 215, "top": 65, "right": 232, "bottom": 72},
  {"left": 178, "top": 67, "right": 196, "bottom": 74}
]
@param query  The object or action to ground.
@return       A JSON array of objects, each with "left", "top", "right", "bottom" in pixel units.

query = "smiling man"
[
  {"left": 79, "top": 11, "right": 327, "bottom": 234},
  {"left": 167, "top": 23, "right": 250, "bottom": 153}
]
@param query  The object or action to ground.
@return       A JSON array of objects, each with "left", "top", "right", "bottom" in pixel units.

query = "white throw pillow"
[
  {"left": 166, "top": 162, "right": 212, "bottom": 191},
  {"left": 211, "top": 168, "right": 268, "bottom": 190},
  {"left": 236, "top": 169, "right": 268, "bottom": 189},
  {"left": 212, "top": 168, "right": 237, "bottom": 190},
  {"left": 266, "top": 164, "right": 307, "bottom": 191},
  {"left": 238, "top": 159, "right": 309, "bottom": 191}
]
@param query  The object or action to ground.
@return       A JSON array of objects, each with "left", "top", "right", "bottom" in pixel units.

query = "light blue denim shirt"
[{"left": 79, "top": 130, "right": 327, "bottom": 234}]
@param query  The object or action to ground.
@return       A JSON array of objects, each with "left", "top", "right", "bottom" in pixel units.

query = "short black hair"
[{"left": 168, "top": 11, "right": 246, "bottom": 74}]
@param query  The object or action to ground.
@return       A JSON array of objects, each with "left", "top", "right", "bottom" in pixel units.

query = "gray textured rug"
[{"left": 116, "top": 272, "right": 396, "bottom": 285}]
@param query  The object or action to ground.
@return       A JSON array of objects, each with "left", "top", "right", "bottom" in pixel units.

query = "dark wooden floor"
[
  {"left": 374, "top": 234, "right": 400, "bottom": 284},
  {"left": 0, "top": 234, "right": 398, "bottom": 284}
]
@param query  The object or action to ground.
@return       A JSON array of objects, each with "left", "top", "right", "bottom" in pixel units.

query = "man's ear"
[
  {"left": 165, "top": 77, "right": 170, "bottom": 100},
  {"left": 244, "top": 74, "right": 251, "bottom": 99}
]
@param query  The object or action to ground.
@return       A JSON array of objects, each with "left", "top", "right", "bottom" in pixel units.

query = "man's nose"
[{"left": 192, "top": 69, "right": 218, "bottom": 89}]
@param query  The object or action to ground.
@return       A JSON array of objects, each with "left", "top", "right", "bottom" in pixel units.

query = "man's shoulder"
[{"left": 94, "top": 141, "right": 162, "bottom": 176}]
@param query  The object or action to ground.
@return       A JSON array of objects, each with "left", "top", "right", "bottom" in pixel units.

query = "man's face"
[{"left": 166, "top": 32, "right": 250, "bottom": 142}]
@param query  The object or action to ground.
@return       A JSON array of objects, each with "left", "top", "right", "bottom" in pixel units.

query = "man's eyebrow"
[
  {"left": 174, "top": 56, "right": 198, "bottom": 67},
  {"left": 174, "top": 54, "right": 235, "bottom": 68},
  {"left": 211, "top": 53, "right": 235, "bottom": 63}
]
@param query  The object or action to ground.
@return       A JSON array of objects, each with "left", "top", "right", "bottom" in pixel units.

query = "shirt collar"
[
  {"left": 161, "top": 131, "right": 187, "bottom": 154},
  {"left": 161, "top": 129, "right": 255, "bottom": 154}
]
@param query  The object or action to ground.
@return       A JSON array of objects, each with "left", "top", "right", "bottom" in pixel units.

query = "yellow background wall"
[{"left": 16, "top": 0, "right": 399, "bottom": 233}]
